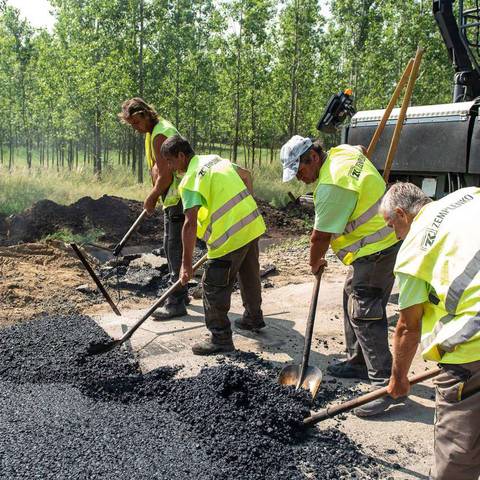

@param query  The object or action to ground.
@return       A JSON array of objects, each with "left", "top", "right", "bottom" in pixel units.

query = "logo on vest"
[
  {"left": 420, "top": 193, "right": 475, "bottom": 250},
  {"left": 348, "top": 156, "right": 365, "bottom": 180},
  {"left": 198, "top": 158, "right": 221, "bottom": 178}
]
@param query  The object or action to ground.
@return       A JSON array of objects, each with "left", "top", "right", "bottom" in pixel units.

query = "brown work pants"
[
  {"left": 202, "top": 238, "right": 263, "bottom": 344},
  {"left": 430, "top": 360, "right": 480, "bottom": 480},
  {"left": 343, "top": 243, "right": 400, "bottom": 385}
]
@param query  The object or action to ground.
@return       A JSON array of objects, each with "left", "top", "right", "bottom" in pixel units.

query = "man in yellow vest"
[
  {"left": 119, "top": 98, "right": 188, "bottom": 319},
  {"left": 281, "top": 136, "right": 401, "bottom": 416},
  {"left": 382, "top": 182, "right": 480, "bottom": 480},
  {"left": 159, "top": 134, "right": 266, "bottom": 355}
]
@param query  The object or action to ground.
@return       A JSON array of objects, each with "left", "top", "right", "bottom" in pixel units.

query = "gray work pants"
[
  {"left": 430, "top": 360, "right": 480, "bottom": 480},
  {"left": 343, "top": 243, "right": 400, "bottom": 385},
  {"left": 202, "top": 238, "right": 263, "bottom": 344},
  {"left": 163, "top": 202, "right": 188, "bottom": 304}
]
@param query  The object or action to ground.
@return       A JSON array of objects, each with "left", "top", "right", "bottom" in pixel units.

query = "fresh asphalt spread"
[{"left": 0, "top": 315, "right": 383, "bottom": 479}]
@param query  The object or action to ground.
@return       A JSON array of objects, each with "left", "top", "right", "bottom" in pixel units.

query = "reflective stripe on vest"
[
  {"left": 179, "top": 155, "right": 266, "bottom": 259},
  {"left": 335, "top": 225, "right": 393, "bottom": 262},
  {"left": 394, "top": 187, "right": 480, "bottom": 363},
  {"left": 208, "top": 208, "right": 262, "bottom": 250},
  {"left": 420, "top": 247, "right": 480, "bottom": 354},
  {"left": 317, "top": 145, "right": 398, "bottom": 265},
  {"left": 202, "top": 189, "right": 250, "bottom": 243}
]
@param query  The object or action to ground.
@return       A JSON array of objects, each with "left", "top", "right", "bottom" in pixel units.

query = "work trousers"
[
  {"left": 202, "top": 238, "right": 263, "bottom": 344},
  {"left": 342, "top": 242, "right": 400, "bottom": 385},
  {"left": 163, "top": 202, "right": 188, "bottom": 304},
  {"left": 430, "top": 360, "right": 480, "bottom": 480}
]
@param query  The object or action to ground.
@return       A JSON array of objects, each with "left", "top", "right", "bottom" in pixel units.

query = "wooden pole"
[
  {"left": 366, "top": 58, "right": 414, "bottom": 158},
  {"left": 383, "top": 47, "right": 424, "bottom": 182}
]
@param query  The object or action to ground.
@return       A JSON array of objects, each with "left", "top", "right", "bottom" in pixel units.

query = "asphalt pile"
[{"left": 0, "top": 315, "right": 382, "bottom": 479}]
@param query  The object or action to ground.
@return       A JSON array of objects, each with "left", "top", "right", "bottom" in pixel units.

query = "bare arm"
[
  {"left": 144, "top": 134, "right": 174, "bottom": 214},
  {"left": 309, "top": 229, "right": 331, "bottom": 274},
  {"left": 236, "top": 166, "right": 253, "bottom": 194},
  {"left": 387, "top": 303, "right": 423, "bottom": 398},
  {"left": 180, "top": 206, "right": 199, "bottom": 285}
]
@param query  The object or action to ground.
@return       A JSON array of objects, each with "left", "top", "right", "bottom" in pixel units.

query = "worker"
[
  {"left": 382, "top": 183, "right": 480, "bottom": 480},
  {"left": 160, "top": 134, "right": 266, "bottom": 355},
  {"left": 280, "top": 136, "right": 400, "bottom": 416},
  {"left": 119, "top": 98, "right": 188, "bottom": 320}
]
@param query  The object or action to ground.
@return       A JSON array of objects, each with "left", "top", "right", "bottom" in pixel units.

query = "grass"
[
  {"left": 42, "top": 227, "right": 105, "bottom": 244},
  {"left": 0, "top": 146, "right": 309, "bottom": 216}
]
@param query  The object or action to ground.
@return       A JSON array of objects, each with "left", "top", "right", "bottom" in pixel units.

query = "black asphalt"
[{"left": 0, "top": 315, "right": 382, "bottom": 479}]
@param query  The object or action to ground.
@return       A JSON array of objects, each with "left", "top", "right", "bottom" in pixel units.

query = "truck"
[{"left": 318, "top": 0, "right": 480, "bottom": 199}]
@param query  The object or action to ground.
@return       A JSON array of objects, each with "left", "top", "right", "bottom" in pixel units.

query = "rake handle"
[
  {"left": 117, "top": 254, "right": 208, "bottom": 344},
  {"left": 303, "top": 367, "right": 442, "bottom": 426},
  {"left": 70, "top": 243, "right": 121, "bottom": 316}
]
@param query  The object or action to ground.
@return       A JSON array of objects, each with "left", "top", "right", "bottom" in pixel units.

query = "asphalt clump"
[{"left": 0, "top": 315, "right": 382, "bottom": 479}]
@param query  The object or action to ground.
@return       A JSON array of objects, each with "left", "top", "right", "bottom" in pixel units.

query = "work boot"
[
  {"left": 326, "top": 360, "right": 370, "bottom": 380},
  {"left": 234, "top": 317, "right": 266, "bottom": 332},
  {"left": 191, "top": 337, "right": 235, "bottom": 356},
  {"left": 353, "top": 396, "right": 405, "bottom": 417},
  {"left": 152, "top": 302, "right": 187, "bottom": 321}
]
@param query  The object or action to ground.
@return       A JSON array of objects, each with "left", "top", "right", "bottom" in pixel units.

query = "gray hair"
[{"left": 380, "top": 182, "right": 432, "bottom": 218}]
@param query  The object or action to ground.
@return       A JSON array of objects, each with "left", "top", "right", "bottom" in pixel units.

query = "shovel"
[
  {"left": 113, "top": 209, "right": 148, "bottom": 257},
  {"left": 303, "top": 367, "right": 442, "bottom": 426},
  {"left": 87, "top": 254, "right": 208, "bottom": 355},
  {"left": 278, "top": 267, "right": 324, "bottom": 399}
]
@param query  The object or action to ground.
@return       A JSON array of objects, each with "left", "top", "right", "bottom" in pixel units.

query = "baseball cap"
[{"left": 280, "top": 135, "right": 313, "bottom": 182}]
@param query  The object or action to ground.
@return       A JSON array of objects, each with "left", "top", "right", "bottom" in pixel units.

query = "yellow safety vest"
[
  {"left": 316, "top": 144, "right": 398, "bottom": 265},
  {"left": 395, "top": 187, "right": 480, "bottom": 363},
  {"left": 144, "top": 118, "right": 180, "bottom": 209},
  {"left": 178, "top": 155, "right": 266, "bottom": 259}
]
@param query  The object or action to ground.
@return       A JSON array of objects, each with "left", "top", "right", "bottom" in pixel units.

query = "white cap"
[{"left": 280, "top": 135, "right": 313, "bottom": 182}]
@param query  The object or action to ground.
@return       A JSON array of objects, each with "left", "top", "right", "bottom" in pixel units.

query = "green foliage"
[
  {"left": 42, "top": 227, "right": 105, "bottom": 245},
  {"left": 0, "top": 0, "right": 459, "bottom": 211}
]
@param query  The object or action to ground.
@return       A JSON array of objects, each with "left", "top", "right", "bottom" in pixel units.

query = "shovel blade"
[
  {"left": 86, "top": 339, "right": 119, "bottom": 356},
  {"left": 278, "top": 364, "right": 323, "bottom": 399}
]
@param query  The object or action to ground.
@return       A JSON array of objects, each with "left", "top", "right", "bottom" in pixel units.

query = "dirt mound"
[
  {"left": 0, "top": 241, "right": 105, "bottom": 326},
  {"left": 1, "top": 195, "right": 312, "bottom": 247},
  {"left": 2, "top": 195, "right": 163, "bottom": 246},
  {"left": 257, "top": 199, "right": 313, "bottom": 237}
]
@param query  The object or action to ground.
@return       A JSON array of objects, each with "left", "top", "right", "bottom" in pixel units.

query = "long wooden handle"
[
  {"left": 366, "top": 58, "right": 414, "bottom": 159},
  {"left": 383, "top": 47, "right": 424, "bottom": 182},
  {"left": 296, "top": 270, "right": 323, "bottom": 389},
  {"left": 70, "top": 243, "right": 122, "bottom": 316},
  {"left": 118, "top": 254, "right": 208, "bottom": 344},
  {"left": 303, "top": 367, "right": 441, "bottom": 426},
  {"left": 113, "top": 209, "right": 148, "bottom": 256}
]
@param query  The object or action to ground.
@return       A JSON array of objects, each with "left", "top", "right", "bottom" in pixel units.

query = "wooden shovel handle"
[
  {"left": 366, "top": 58, "right": 414, "bottom": 159},
  {"left": 383, "top": 47, "right": 424, "bottom": 182},
  {"left": 303, "top": 367, "right": 442, "bottom": 426}
]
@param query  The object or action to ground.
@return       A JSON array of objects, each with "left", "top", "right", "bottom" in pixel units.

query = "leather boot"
[
  {"left": 191, "top": 337, "right": 235, "bottom": 356},
  {"left": 152, "top": 302, "right": 187, "bottom": 321},
  {"left": 234, "top": 317, "right": 266, "bottom": 332}
]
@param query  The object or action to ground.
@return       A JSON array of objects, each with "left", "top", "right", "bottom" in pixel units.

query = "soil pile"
[
  {"left": 2, "top": 195, "right": 163, "bottom": 246},
  {"left": 0, "top": 314, "right": 382, "bottom": 479},
  {"left": 0, "top": 242, "right": 104, "bottom": 326},
  {"left": 2, "top": 195, "right": 312, "bottom": 247}
]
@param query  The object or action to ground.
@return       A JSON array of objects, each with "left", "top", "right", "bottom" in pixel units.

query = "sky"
[{"left": 7, "top": 0, "right": 55, "bottom": 30}]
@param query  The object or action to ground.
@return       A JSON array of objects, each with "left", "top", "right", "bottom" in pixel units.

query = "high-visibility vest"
[
  {"left": 316, "top": 144, "right": 398, "bottom": 265},
  {"left": 394, "top": 187, "right": 480, "bottom": 363},
  {"left": 144, "top": 118, "right": 180, "bottom": 209},
  {"left": 178, "top": 155, "right": 266, "bottom": 259}
]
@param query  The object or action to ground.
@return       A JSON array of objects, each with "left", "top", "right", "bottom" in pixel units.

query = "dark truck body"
[{"left": 343, "top": 100, "right": 480, "bottom": 198}]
